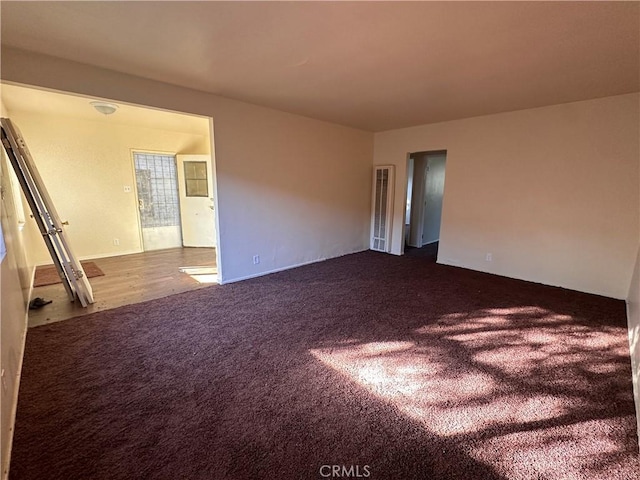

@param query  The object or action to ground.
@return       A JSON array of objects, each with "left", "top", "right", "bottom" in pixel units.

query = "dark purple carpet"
[{"left": 10, "top": 251, "right": 639, "bottom": 479}]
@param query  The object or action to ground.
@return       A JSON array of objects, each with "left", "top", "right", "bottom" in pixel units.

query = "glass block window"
[
  {"left": 184, "top": 161, "right": 208, "bottom": 197},
  {"left": 133, "top": 153, "right": 181, "bottom": 228}
]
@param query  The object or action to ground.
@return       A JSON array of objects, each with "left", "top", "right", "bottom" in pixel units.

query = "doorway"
[
  {"left": 404, "top": 150, "right": 447, "bottom": 260},
  {"left": 2, "top": 82, "right": 221, "bottom": 294},
  {"left": 133, "top": 152, "right": 183, "bottom": 251}
]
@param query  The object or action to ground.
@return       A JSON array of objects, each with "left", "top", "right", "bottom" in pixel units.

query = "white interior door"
[
  {"left": 134, "top": 153, "right": 183, "bottom": 251},
  {"left": 176, "top": 154, "right": 216, "bottom": 247}
]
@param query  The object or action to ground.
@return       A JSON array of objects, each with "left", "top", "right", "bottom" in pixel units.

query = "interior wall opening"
[
  {"left": 0, "top": 82, "right": 219, "bottom": 326},
  {"left": 404, "top": 150, "right": 447, "bottom": 261}
]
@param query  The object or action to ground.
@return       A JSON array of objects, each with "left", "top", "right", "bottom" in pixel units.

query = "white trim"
[
  {"left": 77, "top": 249, "right": 142, "bottom": 262},
  {"left": 31, "top": 248, "right": 143, "bottom": 266},
  {"left": 206, "top": 118, "right": 223, "bottom": 286},
  {"left": 2, "top": 265, "right": 34, "bottom": 480},
  {"left": 220, "top": 248, "right": 369, "bottom": 285},
  {"left": 130, "top": 150, "right": 145, "bottom": 253},
  {"left": 626, "top": 298, "right": 640, "bottom": 451},
  {"left": 2, "top": 323, "right": 27, "bottom": 480},
  {"left": 26, "top": 264, "right": 36, "bottom": 305},
  {"left": 131, "top": 151, "right": 182, "bottom": 252}
]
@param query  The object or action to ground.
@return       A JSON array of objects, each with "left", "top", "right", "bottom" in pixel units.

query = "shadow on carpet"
[{"left": 10, "top": 251, "right": 639, "bottom": 480}]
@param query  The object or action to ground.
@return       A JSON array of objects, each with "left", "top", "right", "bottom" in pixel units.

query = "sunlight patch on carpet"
[{"left": 309, "top": 307, "right": 634, "bottom": 480}]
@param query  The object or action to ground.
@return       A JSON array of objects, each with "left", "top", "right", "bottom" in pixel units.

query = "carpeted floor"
[{"left": 10, "top": 251, "right": 639, "bottom": 479}]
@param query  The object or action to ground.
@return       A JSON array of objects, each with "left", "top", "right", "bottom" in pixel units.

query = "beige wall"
[
  {"left": 375, "top": 94, "right": 640, "bottom": 299},
  {"left": 0, "top": 98, "right": 35, "bottom": 479},
  {"left": 1, "top": 47, "right": 374, "bottom": 283},
  {"left": 7, "top": 110, "right": 210, "bottom": 264},
  {"left": 213, "top": 99, "right": 372, "bottom": 280}
]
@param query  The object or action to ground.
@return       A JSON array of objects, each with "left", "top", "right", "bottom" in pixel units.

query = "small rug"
[{"left": 34, "top": 261, "right": 105, "bottom": 287}]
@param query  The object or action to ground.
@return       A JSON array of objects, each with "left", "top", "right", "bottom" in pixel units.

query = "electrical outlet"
[
  {"left": 113, "top": 238, "right": 120, "bottom": 246},
  {"left": 252, "top": 255, "right": 260, "bottom": 265},
  {"left": 485, "top": 253, "right": 492, "bottom": 262},
  {"left": 123, "top": 185, "right": 132, "bottom": 193}
]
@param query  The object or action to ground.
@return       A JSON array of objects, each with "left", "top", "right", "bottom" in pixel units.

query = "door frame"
[
  {"left": 408, "top": 153, "right": 427, "bottom": 248},
  {"left": 421, "top": 153, "right": 447, "bottom": 246},
  {"left": 404, "top": 149, "right": 448, "bottom": 251},
  {"left": 130, "top": 149, "right": 181, "bottom": 252},
  {"left": 206, "top": 118, "right": 223, "bottom": 284},
  {"left": 402, "top": 153, "right": 414, "bottom": 250}
]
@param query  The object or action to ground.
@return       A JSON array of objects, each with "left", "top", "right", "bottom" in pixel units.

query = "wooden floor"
[{"left": 28, "top": 247, "right": 217, "bottom": 328}]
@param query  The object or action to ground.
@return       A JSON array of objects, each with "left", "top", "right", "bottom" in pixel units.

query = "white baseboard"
[
  {"left": 78, "top": 249, "right": 142, "bottom": 262},
  {"left": 220, "top": 248, "right": 368, "bottom": 285},
  {"left": 33, "top": 249, "right": 143, "bottom": 266},
  {"left": 626, "top": 299, "right": 640, "bottom": 453}
]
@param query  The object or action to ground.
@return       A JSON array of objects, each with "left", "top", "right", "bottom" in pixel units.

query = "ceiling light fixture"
[{"left": 90, "top": 101, "right": 119, "bottom": 115}]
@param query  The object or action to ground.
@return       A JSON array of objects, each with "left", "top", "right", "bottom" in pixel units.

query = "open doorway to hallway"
[
  {"left": 1, "top": 82, "right": 220, "bottom": 325},
  {"left": 404, "top": 150, "right": 447, "bottom": 261}
]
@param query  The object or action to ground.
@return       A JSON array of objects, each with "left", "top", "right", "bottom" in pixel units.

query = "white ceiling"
[{"left": 1, "top": 1, "right": 638, "bottom": 132}]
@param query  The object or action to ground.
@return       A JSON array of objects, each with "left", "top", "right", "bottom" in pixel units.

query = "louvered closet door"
[{"left": 370, "top": 165, "right": 394, "bottom": 252}]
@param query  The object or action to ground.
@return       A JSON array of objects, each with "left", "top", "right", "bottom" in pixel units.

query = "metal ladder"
[{"left": 1, "top": 117, "right": 94, "bottom": 307}]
